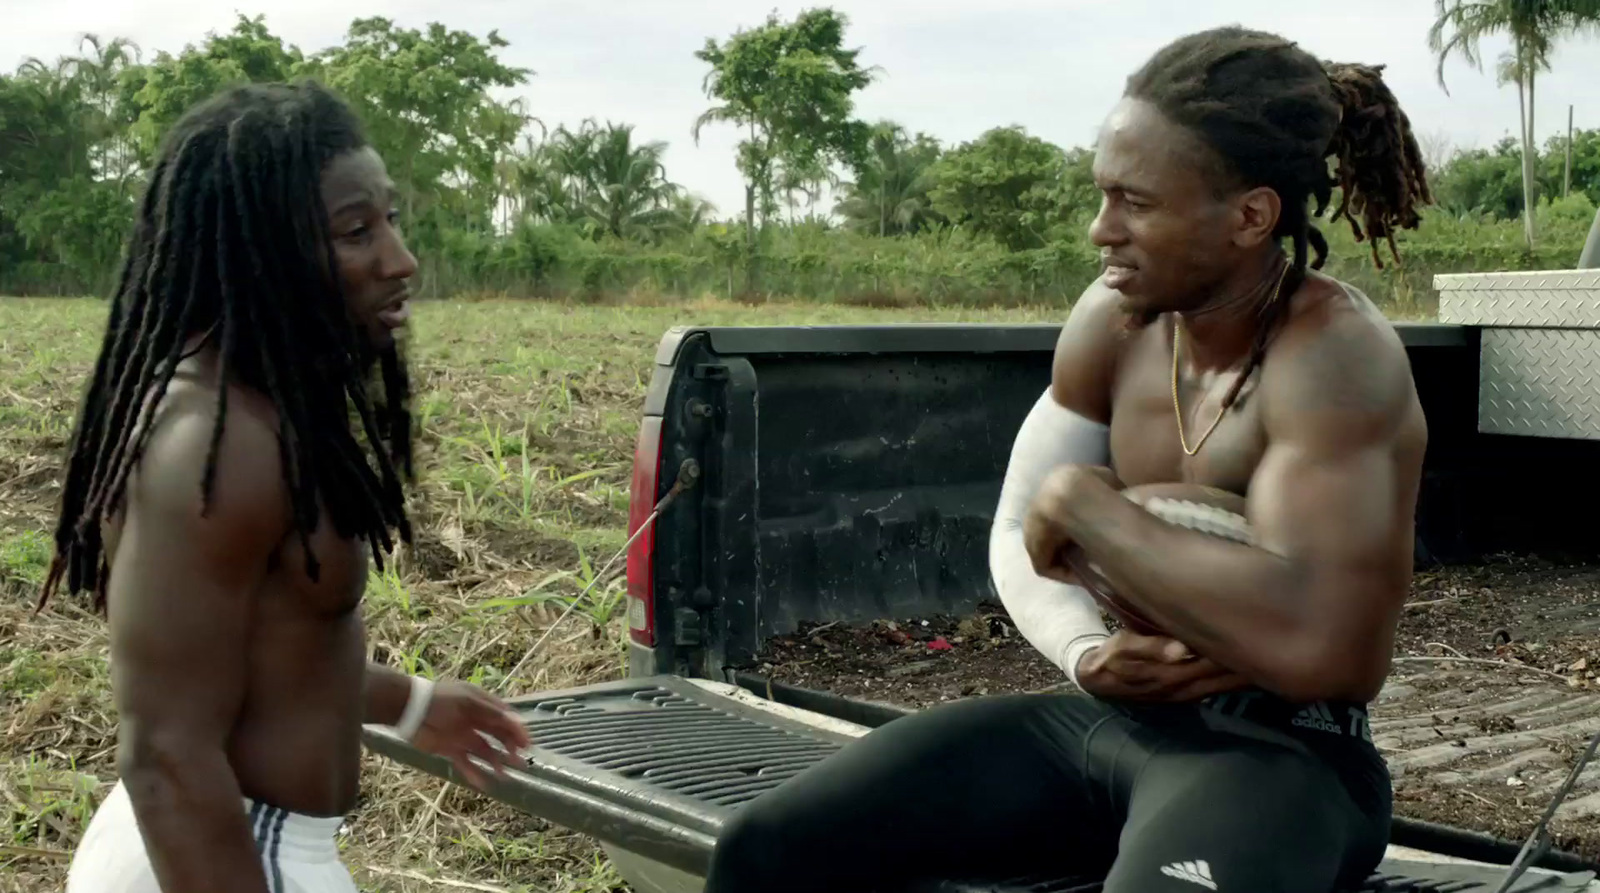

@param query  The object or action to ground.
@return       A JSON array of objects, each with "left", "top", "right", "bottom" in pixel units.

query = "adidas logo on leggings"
[
  {"left": 1160, "top": 860, "right": 1218, "bottom": 889},
  {"left": 1291, "top": 701, "right": 1344, "bottom": 734}
]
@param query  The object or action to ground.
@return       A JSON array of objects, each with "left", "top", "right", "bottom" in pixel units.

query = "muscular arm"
[
  {"left": 1046, "top": 314, "right": 1421, "bottom": 703},
  {"left": 989, "top": 284, "right": 1124, "bottom": 684},
  {"left": 107, "top": 388, "right": 288, "bottom": 893}
]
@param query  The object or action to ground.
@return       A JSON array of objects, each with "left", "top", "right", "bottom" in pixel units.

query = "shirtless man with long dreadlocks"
[
  {"left": 42, "top": 80, "right": 530, "bottom": 893},
  {"left": 702, "top": 26, "right": 1433, "bottom": 893}
]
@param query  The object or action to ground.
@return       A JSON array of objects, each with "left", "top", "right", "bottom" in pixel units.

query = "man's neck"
[{"left": 1174, "top": 249, "right": 1290, "bottom": 372}]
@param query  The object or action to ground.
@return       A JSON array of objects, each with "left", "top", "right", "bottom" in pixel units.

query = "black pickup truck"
[
  {"left": 368, "top": 217, "right": 1600, "bottom": 893},
  {"left": 366, "top": 291, "right": 1600, "bottom": 891}
]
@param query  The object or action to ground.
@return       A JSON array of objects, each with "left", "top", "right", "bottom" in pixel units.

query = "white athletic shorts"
[{"left": 65, "top": 779, "right": 357, "bottom": 893}]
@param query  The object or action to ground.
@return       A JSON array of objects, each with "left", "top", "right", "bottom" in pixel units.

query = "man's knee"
[
  {"left": 1109, "top": 747, "right": 1369, "bottom": 892},
  {"left": 704, "top": 800, "right": 805, "bottom": 892}
]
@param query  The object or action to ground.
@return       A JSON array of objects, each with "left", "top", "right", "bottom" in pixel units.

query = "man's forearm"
[
  {"left": 990, "top": 388, "right": 1113, "bottom": 685},
  {"left": 1062, "top": 475, "right": 1310, "bottom": 681},
  {"left": 122, "top": 752, "right": 272, "bottom": 893},
  {"left": 363, "top": 660, "right": 414, "bottom": 727}
]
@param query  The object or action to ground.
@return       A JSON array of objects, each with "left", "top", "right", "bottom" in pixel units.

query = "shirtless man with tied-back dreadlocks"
[
  {"left": 42, "top": 80, "right": 530, "bottom": 893},
  {"left": 701, "top": 26, "right": 1433, "bottom": 893}
]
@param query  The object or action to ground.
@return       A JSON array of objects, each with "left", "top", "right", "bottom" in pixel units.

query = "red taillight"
[{"left": 626, "top": 415, "right": 665, "bottom": 647}]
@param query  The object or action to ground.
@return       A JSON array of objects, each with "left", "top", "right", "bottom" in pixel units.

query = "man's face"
[
  {"left": 321, "top": 146, "right": 417, "bottom": 352},
  {"left": 1087, "top": 98, "right": 1251, "bottom": 316}
]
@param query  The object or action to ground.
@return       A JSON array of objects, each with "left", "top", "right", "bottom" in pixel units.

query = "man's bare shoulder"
[
  {"left": 1261, "top": 276, "right": 1418, "bottom": 444},
  {"left": 128, "top": 371, "right": 290, "bottom": 537},
  {"left": 1051, "top": 278, "right": 1140, "bottom": 421},
  {"left": 1060, "top": 278, "right": 1138, "bottom": 338}
]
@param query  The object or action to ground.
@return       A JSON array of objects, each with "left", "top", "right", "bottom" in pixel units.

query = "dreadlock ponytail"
[{"left": 1322, "top": 61, "right": 1434, "bottom": 269}]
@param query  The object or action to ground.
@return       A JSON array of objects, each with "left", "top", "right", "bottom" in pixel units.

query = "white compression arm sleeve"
[{"left": 989, "top": 387, "right": 1112, "bottom": 688}]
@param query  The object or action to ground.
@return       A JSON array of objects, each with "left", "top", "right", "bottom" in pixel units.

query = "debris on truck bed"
[
  {"left": 756, "top": 609, "right": 1064, "bottom": 705},
  {"left": 750, "top": 556, "right": 1600, "bottom": 862}
]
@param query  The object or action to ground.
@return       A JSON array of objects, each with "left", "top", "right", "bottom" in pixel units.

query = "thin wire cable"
[
  {"left": 1492, "top": 727, "right": 1600, "bottom": 892},
  {"left": 498, "top": 461, "right": 697, "bottom": 693}
]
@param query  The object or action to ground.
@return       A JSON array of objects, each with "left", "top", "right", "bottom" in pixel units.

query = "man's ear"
[{"left": 1232, "top": 186, "right": 1282, "bottom": 249}]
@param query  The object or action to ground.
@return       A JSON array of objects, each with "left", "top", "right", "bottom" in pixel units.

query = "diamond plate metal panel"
[
  {"left": 1436, "top": 269, "right": 1600, "bottom": 327},
  {"left": 1479, "top": 328, "right": 1600, "bottom": 439}
]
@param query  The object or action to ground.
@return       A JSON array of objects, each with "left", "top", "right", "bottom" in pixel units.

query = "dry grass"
[{"left": 0, "top": 294, "right": 1063, "bottom": 892}]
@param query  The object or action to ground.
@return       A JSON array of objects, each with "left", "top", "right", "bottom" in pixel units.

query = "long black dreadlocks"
[
  {"left": 1124, "top": 25, "right": 1434, "bottom": 408},
  {"left": 39, "top": 79, "right": 413, "bottom": 614}
]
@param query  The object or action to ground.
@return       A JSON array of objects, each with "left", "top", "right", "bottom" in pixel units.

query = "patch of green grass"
[
  {"left": 2, "top": 758, "right": 101, "bottom": 848},
  {"left": 0, "top": 530, "right": 51, "bottom": 594},
  {"left": 0, "top": 646, "right": 55, "bottom": 701}
]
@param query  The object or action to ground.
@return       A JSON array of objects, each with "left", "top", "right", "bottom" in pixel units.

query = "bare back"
[{"left": 102, "top": 348, "right": 371, "bottom": 818}]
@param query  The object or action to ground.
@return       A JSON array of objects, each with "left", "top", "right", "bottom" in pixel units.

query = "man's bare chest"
[{"left": 1106, "top": 358, "right": 1267, "bottom": 495}]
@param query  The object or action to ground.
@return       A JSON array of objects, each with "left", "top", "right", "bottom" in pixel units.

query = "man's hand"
[
  {"left": 1022, "top": 464, "right": 1121, "bottom": 583},
  {"left": 1076, "top": 630, "right": 1251, "bottom": 702},
  {"left": 411, "top": 680, "right": 532, "bottom": 789}
]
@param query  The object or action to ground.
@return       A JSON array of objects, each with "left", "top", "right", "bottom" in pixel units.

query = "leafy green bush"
[
  {"left": 9, "top": 191, "right": 1591, "bottom": 314},
  {"left": 384, "top": 198, "right": 1589, "bottom": 313}
]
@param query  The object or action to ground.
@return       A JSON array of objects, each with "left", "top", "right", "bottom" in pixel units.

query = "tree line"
[{"left": 2, "top": 7, "right": 1598, "bottom": 307}]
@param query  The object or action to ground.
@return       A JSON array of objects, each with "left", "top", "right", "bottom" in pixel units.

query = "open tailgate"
[
  {"left": 363, "top": 675, "right": 1598, "bottom": 892},
  {"left": 362, "top": 675, "right": 858, "bottom": 875}
]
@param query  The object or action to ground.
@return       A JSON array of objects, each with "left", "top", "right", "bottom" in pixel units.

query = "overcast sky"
[{"left": 6, "top": 0, "right": 1599, "bottom": 218}]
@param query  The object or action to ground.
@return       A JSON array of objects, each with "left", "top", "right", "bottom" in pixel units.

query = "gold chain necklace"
[{"left": 1171, "top": 260, "right": 1291, "bottom": 456}]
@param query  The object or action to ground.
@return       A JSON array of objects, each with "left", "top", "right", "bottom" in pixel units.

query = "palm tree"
[
  {"left": 833, "top": 122, "right": 944, "bottom": 236},
  {"left": 550, "top": 119, "right": 680, "bottom": 240},
  {"left": 668, "top": 191, "right": 717, "bottom": 233},
  {"left": 510, "top": 132, "right": 578, "bottom": 227},
  {"left": 11, "top": 56, "right": 87, "bottom": 183},
  {"left": 63, "top": 34, "right": 142, "bottom": 188},
  {"left": 511, "top": 120, "right": 698, "bottom": 241},
  {"left": 576, "top": 124, "right": 668, "bottom": 241},
  {"left": 1428, "top": 0, "right": 1600, "bottom": 249}
]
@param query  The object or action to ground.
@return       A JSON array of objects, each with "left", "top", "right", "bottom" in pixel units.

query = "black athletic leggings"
[{"left": 704, "top": 690, "right": 1392, "bottom": 893}]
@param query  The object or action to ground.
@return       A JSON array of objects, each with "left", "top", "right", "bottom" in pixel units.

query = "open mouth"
[
  {"left": 376, "top": 296, "right": 411, "bottom": 328},
  {"left": 1102, "top": 263, "right": 1137, "bottom": 290}
]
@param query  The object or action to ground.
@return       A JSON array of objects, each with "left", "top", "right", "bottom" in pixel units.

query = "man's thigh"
[
  {"left": 1104, "top": 741, "right": 1386, "bottom": 893},
  {"left": 704, "top": 693, "right": 1122, "bottom": 892}
]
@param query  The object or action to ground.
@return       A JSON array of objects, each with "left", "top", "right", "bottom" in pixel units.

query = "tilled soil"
[{"left": 750, "top": 556, "right": 1600, "bottom": 862}]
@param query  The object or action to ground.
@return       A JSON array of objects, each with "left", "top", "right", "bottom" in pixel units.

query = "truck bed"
[
  {"left": 363, "top": 675, "right": 1599, "bottom": 892},
  {"left": 750, "top": 555, "right": 1600, "bottom": 862}
]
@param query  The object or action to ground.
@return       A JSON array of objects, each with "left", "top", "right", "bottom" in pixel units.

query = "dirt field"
[
  {"left": 754, "top": 556, "right": 1600, "bottom": 862},
  {"left": 0, "top": 295, "right": 1060, "bottom": 892}
]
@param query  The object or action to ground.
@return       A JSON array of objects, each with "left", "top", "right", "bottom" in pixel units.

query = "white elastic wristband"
[{"left": 393, "top": 675, "right": 434, "bottom": 742}]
